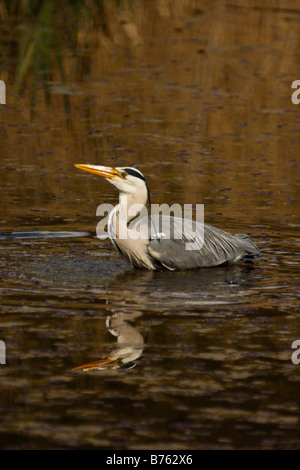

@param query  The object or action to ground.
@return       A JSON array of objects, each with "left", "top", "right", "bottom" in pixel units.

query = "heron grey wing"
[
  {"left": 147, "top": 216, "right": 205, "bottom": 270},
  {"left": 147, "top": 221, "right": 217, "bottom": 270},
  {"left": 147, "top": 216, "right": 258, "bottom": 270},
  {"left": 130, "top": 215, "right": 259, "bottom": 270},
  {"left": 129, "top": 215, "right": 198, "bottom": 270}
]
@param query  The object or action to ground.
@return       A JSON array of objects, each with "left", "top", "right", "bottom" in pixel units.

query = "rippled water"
[{"left": 0, "top": 0, "right": 299, "bottom": 449}]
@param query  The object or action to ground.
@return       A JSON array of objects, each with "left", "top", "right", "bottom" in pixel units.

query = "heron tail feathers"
[{"left": 234, "top": 233, "right": 260, "bottom": 259}]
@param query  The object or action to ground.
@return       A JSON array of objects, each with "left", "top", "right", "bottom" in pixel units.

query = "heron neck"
[{"left": 118, "top": 192, "right": 147, "bottom": 224}]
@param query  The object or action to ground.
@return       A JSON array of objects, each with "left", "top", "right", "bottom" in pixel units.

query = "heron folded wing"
[{"left": 147, "top": 217, "right": 259, "bottom": 270}]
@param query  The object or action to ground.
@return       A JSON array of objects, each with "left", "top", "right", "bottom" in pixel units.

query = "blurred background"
[{"left": 0, "top": 0, "right": 299, "bottom": 450}]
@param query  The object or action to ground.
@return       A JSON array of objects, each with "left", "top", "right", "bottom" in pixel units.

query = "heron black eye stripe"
[{"left": 124, "top": 168, "right": 146, "bottom": 181}]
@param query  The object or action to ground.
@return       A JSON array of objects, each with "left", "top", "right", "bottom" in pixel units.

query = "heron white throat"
[{"left": 75, "top": 164, "right": 260, "bottom": 270}]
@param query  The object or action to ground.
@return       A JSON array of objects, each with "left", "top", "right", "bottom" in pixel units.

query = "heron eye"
[{"left": 121, "top": 171, "right": 128, "bottom": 178}]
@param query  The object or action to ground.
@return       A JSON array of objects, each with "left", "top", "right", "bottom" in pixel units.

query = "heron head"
[{"left": 75, "top": 164, "right": 150, "bottom": 203}]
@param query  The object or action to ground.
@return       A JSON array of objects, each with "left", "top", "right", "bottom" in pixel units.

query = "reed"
[{"left": 1, "top": 0, "right": 108, "bottom": 104}]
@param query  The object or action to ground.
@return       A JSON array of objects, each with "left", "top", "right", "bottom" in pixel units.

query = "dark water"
[{"left": 0, "top": 1, "right": 299, "bottom": 449}]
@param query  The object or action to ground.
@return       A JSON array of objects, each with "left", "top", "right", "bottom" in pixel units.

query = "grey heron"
[{"left": 75, "top": 164, "right": 260, "bottom": 270}]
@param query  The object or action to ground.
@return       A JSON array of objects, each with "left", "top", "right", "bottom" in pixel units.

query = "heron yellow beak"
[
  {"left": 73, "top": 357, "right": 122, "bottom": 371},
  {"left": 75, "top": 164, "right": 121, "bottom": 179}
]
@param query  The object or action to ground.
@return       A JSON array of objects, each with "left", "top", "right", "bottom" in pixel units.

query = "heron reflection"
[{"left": 73, "top": 311, "right": 145, "bottom": 371}]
